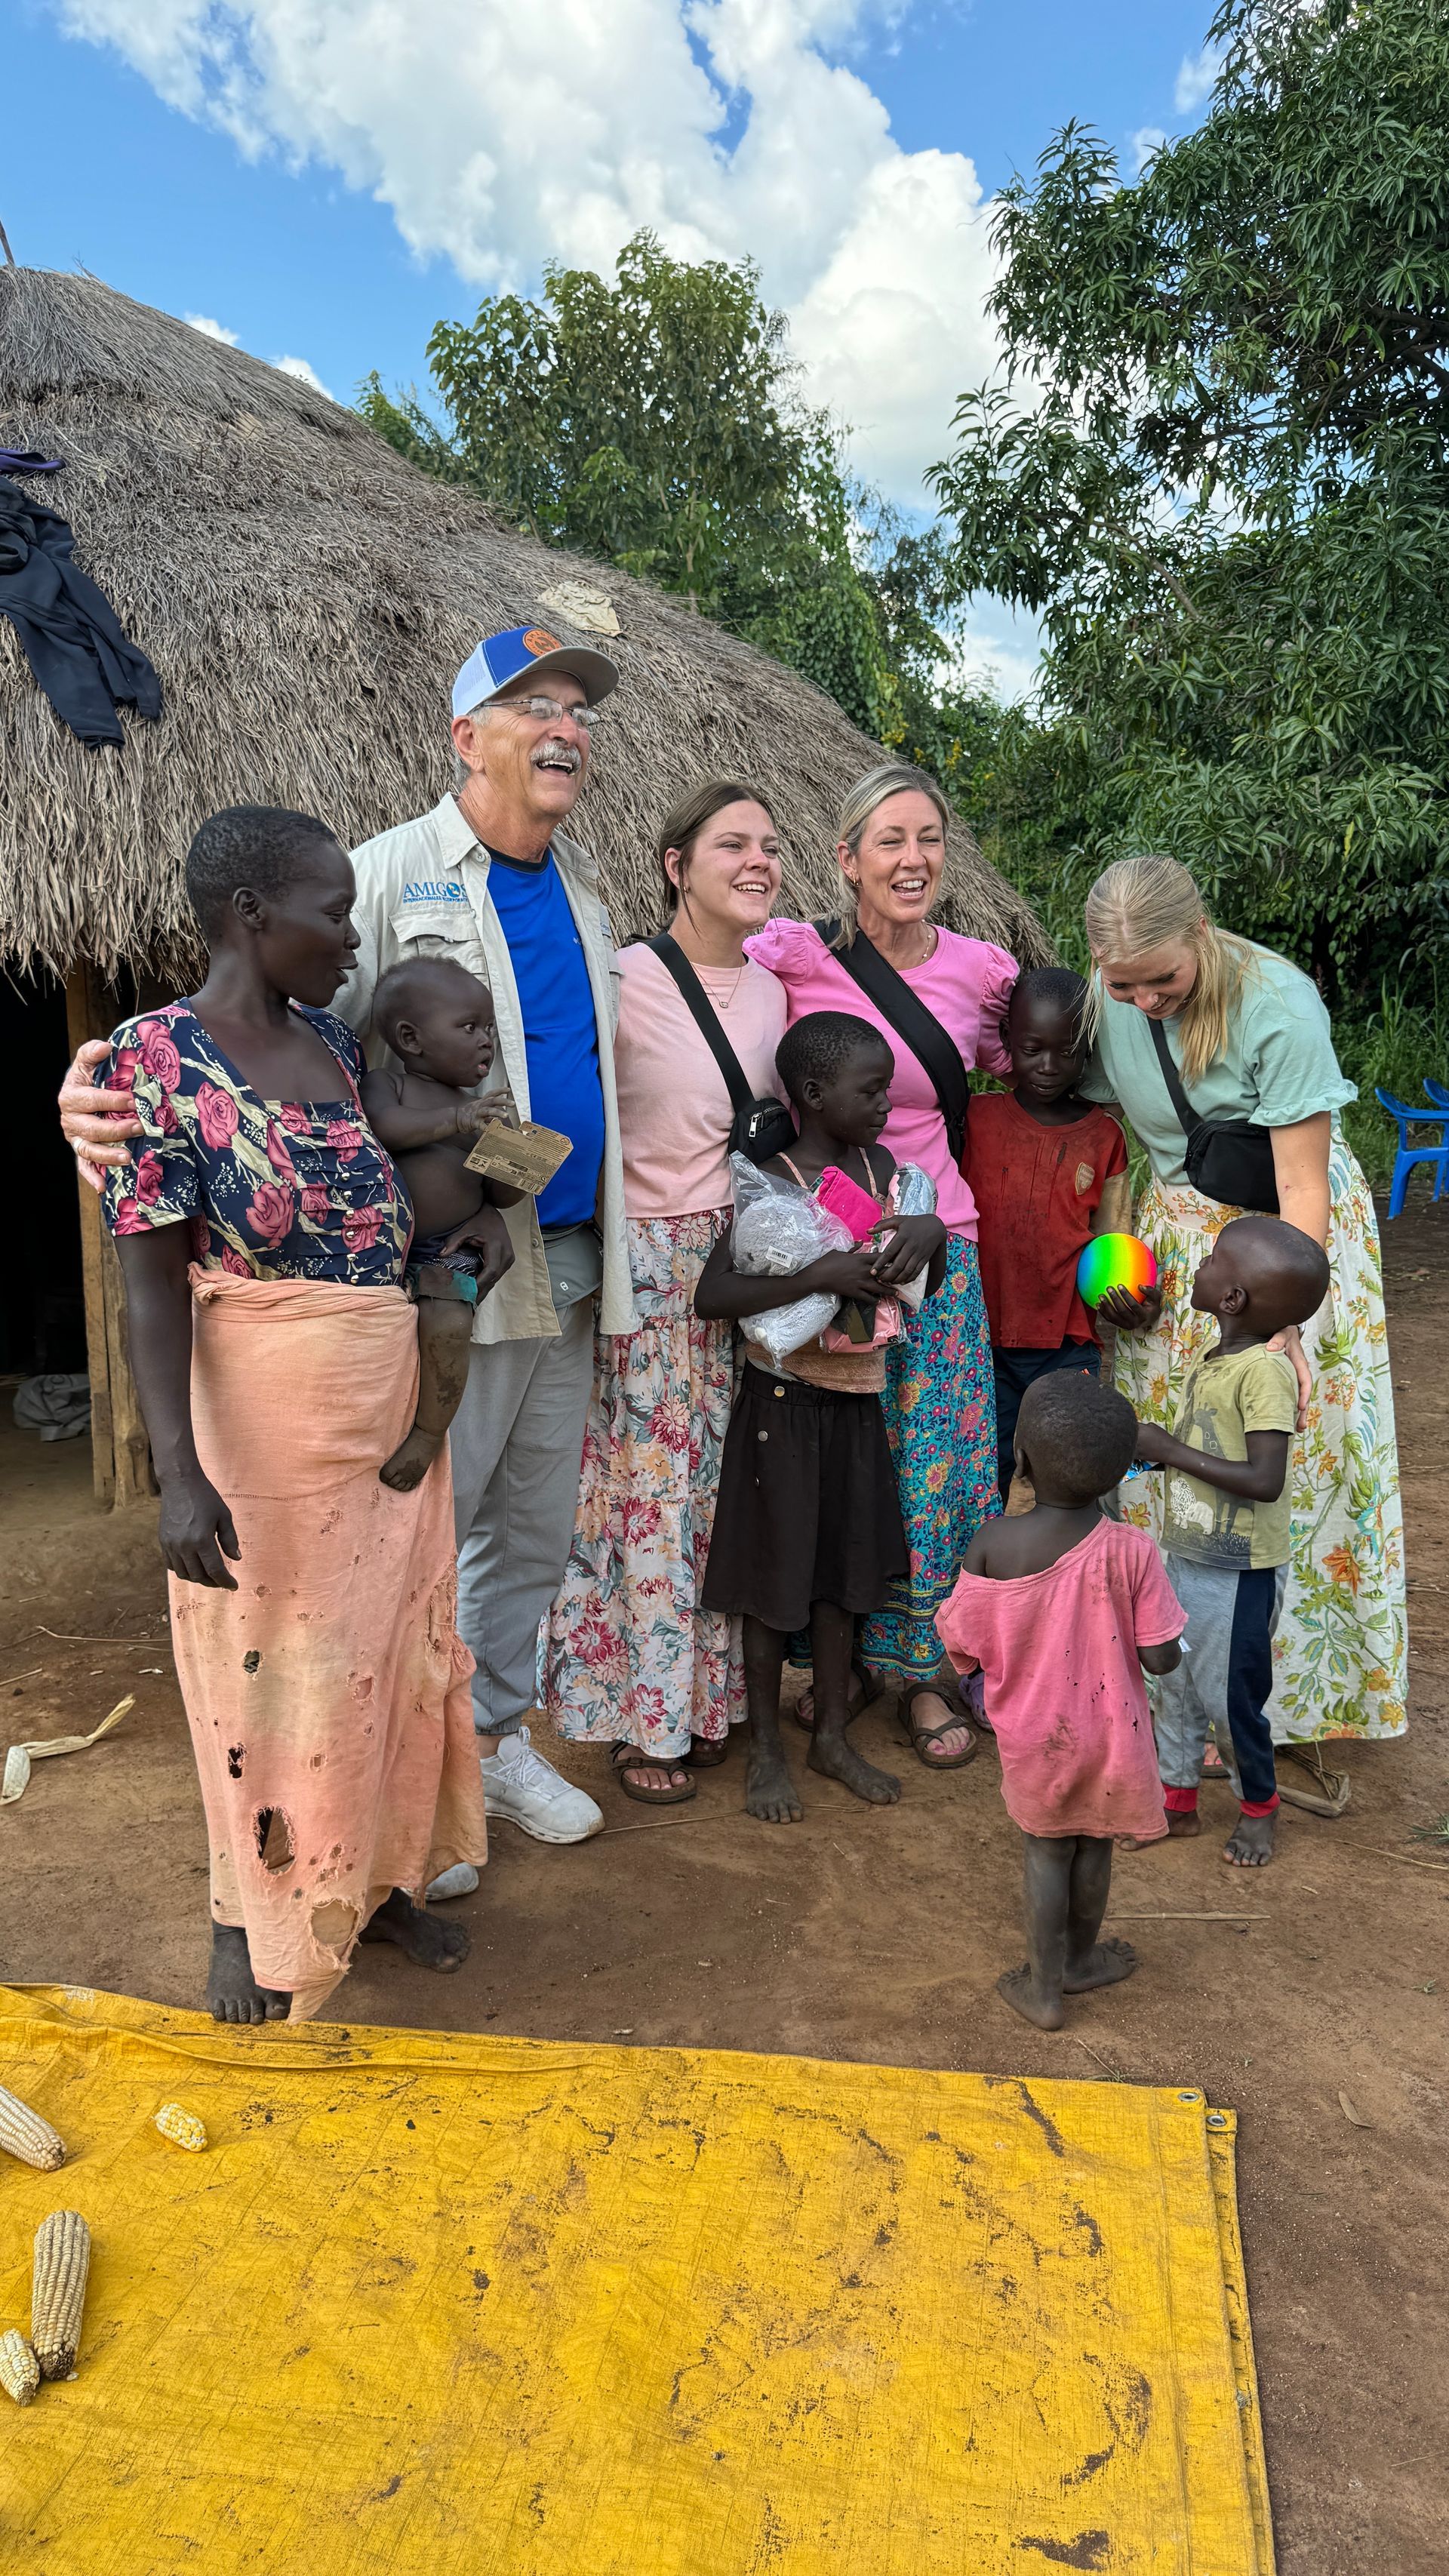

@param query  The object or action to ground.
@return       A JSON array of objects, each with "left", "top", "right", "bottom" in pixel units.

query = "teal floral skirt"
[{"left": 861, "top": 1233, "right": 999, "bottom": 1685}]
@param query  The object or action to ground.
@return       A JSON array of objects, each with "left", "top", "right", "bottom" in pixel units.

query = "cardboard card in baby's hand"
[{"left": 464, "top": 1118, "right": 573, "bottom": 1195}]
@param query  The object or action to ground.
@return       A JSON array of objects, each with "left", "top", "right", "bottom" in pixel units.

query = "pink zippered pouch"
[{"left": 816, "top": 1164, "right": 882, "bottom": 1242}]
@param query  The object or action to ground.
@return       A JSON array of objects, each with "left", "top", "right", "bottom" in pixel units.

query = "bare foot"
[
  {"left": 206, "top": 1922, "right": 291, "bottom": 2024},
  {"left": 1120, "top": 1808, "right": 1196, "bottom": 1851},
  {"left": 996, "top": 1963, "right": 1065, "bottom": 2030},
  {"left": 1063, "top": 1936, "right": 1139, "bottom": 1993},
  {"left": 360, "top": 1886, "right": 470, "bottom": 1971},
  {"left": 746, "top": 1745, "right": 804, "bottom": 1824},
  {"left": 808, "top": 1731, "right": 900, "bottom": 1805},
  {"left": 1223, "top": 1811, "right": 1275, "bottom": 1867},
  {"left": 379, "top": 1423, "right": 445, "bottom": 1492}
]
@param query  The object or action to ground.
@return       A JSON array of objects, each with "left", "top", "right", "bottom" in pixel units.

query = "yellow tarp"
[{"left": 0, "top": 1986, "right": 1272, "bottom": 2575}]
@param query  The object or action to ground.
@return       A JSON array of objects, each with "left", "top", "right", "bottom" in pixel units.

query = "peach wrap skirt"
[{"left": 168, "top": 1266, "right": 488, "bottom": 2020}]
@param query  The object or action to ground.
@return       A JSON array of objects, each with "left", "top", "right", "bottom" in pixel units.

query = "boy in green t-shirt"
[{"left": 1133, "top": 1217, "right": 1331, "bottom": 1868}]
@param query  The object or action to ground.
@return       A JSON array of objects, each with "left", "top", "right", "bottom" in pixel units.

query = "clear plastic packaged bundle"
[
  {"left": 891, "top": 1162, "right": 938, "bottom": 1310},
  {"left": 727, "top": 1153, "right": 852, "bottom": 1368}
]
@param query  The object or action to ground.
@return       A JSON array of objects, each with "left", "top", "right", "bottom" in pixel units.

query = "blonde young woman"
[
  {"left": 746, "top": 763, "right": 1017, "bottom": 1762},
  {"left": 542, "top": 781, "right": 788, "bottom": 1801},
  {"left": 1082, "top": 854, "right": 1407, "bottom": 1756}
]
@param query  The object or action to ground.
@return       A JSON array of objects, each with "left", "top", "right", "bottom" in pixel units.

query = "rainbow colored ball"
[{"left": 1075, "top": 1233, "right": 1158, "bottom": 1312}]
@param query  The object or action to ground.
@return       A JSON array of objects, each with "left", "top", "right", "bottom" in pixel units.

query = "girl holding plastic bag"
[{"left": 697, "top": 1011, "right": 946, "bottom": 1824}]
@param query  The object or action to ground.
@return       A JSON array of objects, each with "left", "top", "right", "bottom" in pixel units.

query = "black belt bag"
[
  {"left": 642, "top": 934, "right": 798, "bottom": 1165},
  {"left": 1149, "top": 1017, "right": 1279, "bottom": 1212}
]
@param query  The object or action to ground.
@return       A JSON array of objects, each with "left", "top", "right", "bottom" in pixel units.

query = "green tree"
[
  {"left": 931, "top": 0, "right": 1449, "bottom": 1002},
  {"left": 359, "top": 230, "right": 1000, "bottom": 764}
]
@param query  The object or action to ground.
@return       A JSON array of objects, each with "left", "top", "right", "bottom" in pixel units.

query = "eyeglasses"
[{"left": 504, "top": 694, "right": 599, "bottom": 734}]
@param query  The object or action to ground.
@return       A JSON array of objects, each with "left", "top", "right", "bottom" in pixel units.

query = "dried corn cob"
[
  {"left": 0, "top": 2331, "right": 39, "bottom": 2406},
  {"left": 154, "top": 2104, "right": 207, "bottom": 2153},
  {"left": 0, "top": 2085, "right": 65, "bottom": 2171},
  {"left": 31, "top": 2211, "right": 90, "bottom": 2382}
]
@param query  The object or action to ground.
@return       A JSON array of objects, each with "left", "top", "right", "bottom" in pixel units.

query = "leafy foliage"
[
  {"left": 932, "top": 0, "right": 1449, "bottom": 1006},
  {"left": 358, "top": 231, "right": 999, "bottom": 772}
]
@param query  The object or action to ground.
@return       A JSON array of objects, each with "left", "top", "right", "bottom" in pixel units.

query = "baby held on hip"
[{"left": 358, "top": 956, "right": 522, "bottom": 1494}]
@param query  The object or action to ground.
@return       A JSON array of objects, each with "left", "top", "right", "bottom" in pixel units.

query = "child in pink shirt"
[{"left": 937, "top": 1371, "right": 1185, "bottom": 2030}]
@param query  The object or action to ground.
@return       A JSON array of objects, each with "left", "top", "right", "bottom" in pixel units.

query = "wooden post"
[{"left": 63, "top": 963, "right": 153, "bottom": 1508}]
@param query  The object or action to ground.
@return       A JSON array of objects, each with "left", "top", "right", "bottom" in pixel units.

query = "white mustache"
[{"left": 531, "top": 740, "right": 581, "bottom": 774}]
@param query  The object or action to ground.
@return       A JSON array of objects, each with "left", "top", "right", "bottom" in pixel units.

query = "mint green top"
[{"left": 1079, "top": 944, "right": 1356, "bottom": 1187}]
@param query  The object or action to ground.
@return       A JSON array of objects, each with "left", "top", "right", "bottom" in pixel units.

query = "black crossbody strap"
[
  {"left": 817, "top": 919, "right": 971, "bottom": 1162},
  {"left": 1149, "top": 1014, "right": 1198, "bottom": 1137},
  {"left": 643, "top": 932, "right": 754, "bottom": 1115}
]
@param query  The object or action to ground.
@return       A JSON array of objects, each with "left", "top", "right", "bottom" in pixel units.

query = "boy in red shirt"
[{"left": 961, "top": 968, "right": 1131, "bottom": 1502}]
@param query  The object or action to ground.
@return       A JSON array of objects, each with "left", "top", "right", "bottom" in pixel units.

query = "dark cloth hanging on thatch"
[{"left": 0, "top": 471, "right": 161, "bottom": 747}]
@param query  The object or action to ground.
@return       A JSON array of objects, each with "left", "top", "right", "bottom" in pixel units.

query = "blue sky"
[{"left": 6, "top": 0, "right": 1218, "bottom": 694}]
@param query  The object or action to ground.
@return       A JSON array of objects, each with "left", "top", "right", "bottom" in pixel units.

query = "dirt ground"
[{"left": 2, "top": 1200, "right": 1446, "bottom": 2573}]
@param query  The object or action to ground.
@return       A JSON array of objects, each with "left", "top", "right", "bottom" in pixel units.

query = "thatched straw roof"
[{"left": 0, "top": 265, "right": 1047, "bottom": 982}]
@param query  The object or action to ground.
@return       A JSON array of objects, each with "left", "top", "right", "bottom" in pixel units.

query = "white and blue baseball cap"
[{"left": 451, "top": 623, "right": 619, "bottom": 722}]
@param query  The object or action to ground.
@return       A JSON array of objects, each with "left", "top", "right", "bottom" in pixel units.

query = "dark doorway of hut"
[{"left": 3, "top": 965, "right": 161, "bottom": 1511}]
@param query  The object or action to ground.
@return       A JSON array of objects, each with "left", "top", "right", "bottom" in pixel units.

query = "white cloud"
[
  {"left": 184, "top": 311, "right": 240, "bottom": 343},
  {"left": 1174, "top": 45, "right": 1221, "bottom": 113},
  {"left": 272, "top": 352, "right": 335, "bottom": 399},
  {"left": 1128, "top": 125, "right": 1165, "bottom": 177},
  {"left": 54, "top": 0, "right": 1002, "bottom": 508}
]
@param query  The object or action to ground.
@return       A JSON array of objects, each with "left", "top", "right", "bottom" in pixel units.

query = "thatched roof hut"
[
  {"left": 0, "top": 264, "right": 1044, "bottom": 978},
  {"left": 0, "top": 263, "right": 1046, "bottom": 1504}
]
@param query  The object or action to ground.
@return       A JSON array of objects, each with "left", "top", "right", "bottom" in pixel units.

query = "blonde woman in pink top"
[
  {"left": 543, "top": 782, "right": 788, "bottom": 1800},
  {"left": 746, "top": 763, "right": 1018, "bottom": 1766}
]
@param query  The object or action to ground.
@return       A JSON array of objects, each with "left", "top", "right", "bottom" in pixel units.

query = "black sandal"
[
  {"left": 792, "top": 1654, "right": 882, "bottom": 1733},
  {"left": 611, "top": 1745, "right": 697, "bottom": 1805},
  {"left": 901, "top": 1680, "right": 977, "bottom": 1770}
]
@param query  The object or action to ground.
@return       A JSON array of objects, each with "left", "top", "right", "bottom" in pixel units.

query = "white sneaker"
[
  {"left": 426, "top": 1861, "right": 479, "bottom": 1902},
  {"left": 479, "top": 1724, "right": 604, "bottom": 1844}
]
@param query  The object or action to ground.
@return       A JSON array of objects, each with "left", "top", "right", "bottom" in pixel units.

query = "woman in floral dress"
[
  {"left": 541, "top": 782, "right": 788, "bottom": 1801},
  {"left": 1082, "top": 854, "right": 1407, "bottom": 1753}
]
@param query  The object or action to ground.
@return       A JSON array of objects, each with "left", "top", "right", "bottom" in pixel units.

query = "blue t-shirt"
[{"left": 486, "top": 848, "right": 605, "bottom": 1230}]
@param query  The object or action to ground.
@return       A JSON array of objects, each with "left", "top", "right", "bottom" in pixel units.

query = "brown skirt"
[{"left": 702, "top": 1362, "right": 908, "bottom": 1631}]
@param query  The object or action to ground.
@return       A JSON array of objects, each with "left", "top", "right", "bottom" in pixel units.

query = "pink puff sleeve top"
[{"left": 743, "top": 918, "right": 1017, "bottom": 1239}]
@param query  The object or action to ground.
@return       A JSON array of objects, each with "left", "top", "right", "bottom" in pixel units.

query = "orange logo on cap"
[{"left": 522, "top": 628, "right": 561, "bottom": 657}]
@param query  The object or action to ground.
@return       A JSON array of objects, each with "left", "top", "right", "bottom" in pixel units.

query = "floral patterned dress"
[
  {"left": 100, "top": 1004, "right": 411, "bottom": 1282},
  {"left": 1115, "top": 1138, "right": 1407, "bottom": 1742}
]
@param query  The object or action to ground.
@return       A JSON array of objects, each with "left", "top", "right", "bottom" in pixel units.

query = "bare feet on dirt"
[
  {"left": 1121, "top": 1807, "right": 1199, "bottom": 1851},
  {"left": 995, "top": 1965, "right": 1065, "bottom": 2031},
  {"left": 206, "top": 1922, "right": 291, "bottom": 2024},
  {"left": 360, "top": 1887, "right": 470, "bottom": 1970},
  {"left": 746, "top": 1747, "right": 804, "bottom": 1823},
  {"left": 378, "top": 1426, "right": 446, "bottom": 1492},
  {"left": 1223, "top": 1811, "right": 1275, "bottom": 1867},
  {"left": 1063, "top": 1936, "right": 1139, "bottom": 1993},
  {"left": 808, "top": 1731, "right": 900, "bottom": 1805}
]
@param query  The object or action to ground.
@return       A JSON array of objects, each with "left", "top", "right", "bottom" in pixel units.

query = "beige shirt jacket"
[{"left": 335, "top": 792, "right": 636, "bottom": 1346}]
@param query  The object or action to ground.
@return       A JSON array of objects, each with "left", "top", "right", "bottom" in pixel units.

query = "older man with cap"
[{"left": 58, "top": 623, "right": 634, "bottom": 1853}]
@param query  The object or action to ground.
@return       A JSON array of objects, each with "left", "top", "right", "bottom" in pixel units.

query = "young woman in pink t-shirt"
[
  {"left": 746, "top": 765, "right": 1017, "bottom": 1767},
  {"left": 542, "top": 781, "right": 788, "bottom": 1800}
]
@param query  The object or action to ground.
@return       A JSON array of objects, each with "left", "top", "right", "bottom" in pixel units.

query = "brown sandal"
[
  {"left": 687, "top": 1734, "right": 731, "bottom": 1768},
  {"left": 611, "top": 1745, "right": 697, "bottom": 1805},
  {"left": 902, "top": 1681, "right": 977, "bottom": 1770}
]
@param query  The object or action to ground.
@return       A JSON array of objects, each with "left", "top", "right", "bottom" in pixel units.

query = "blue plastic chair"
[
  {"left": 1376, "top": 1088, "right": 1449, "bottom": 1217},
  {"left": 1424, "top": 1079, "right": 1449, "bottom": 1112}
]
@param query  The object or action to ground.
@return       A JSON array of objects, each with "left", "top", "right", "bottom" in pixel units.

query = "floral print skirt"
[
  {"left": 542, "top": 1211, "right": 744, "bottom": 1756},
  {"left": 1114, "top": 1141, "right": 1407, "bottom": 1741},
  {"left": 861, "top": 1233, "right": 999, "bottom": 1685}
]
